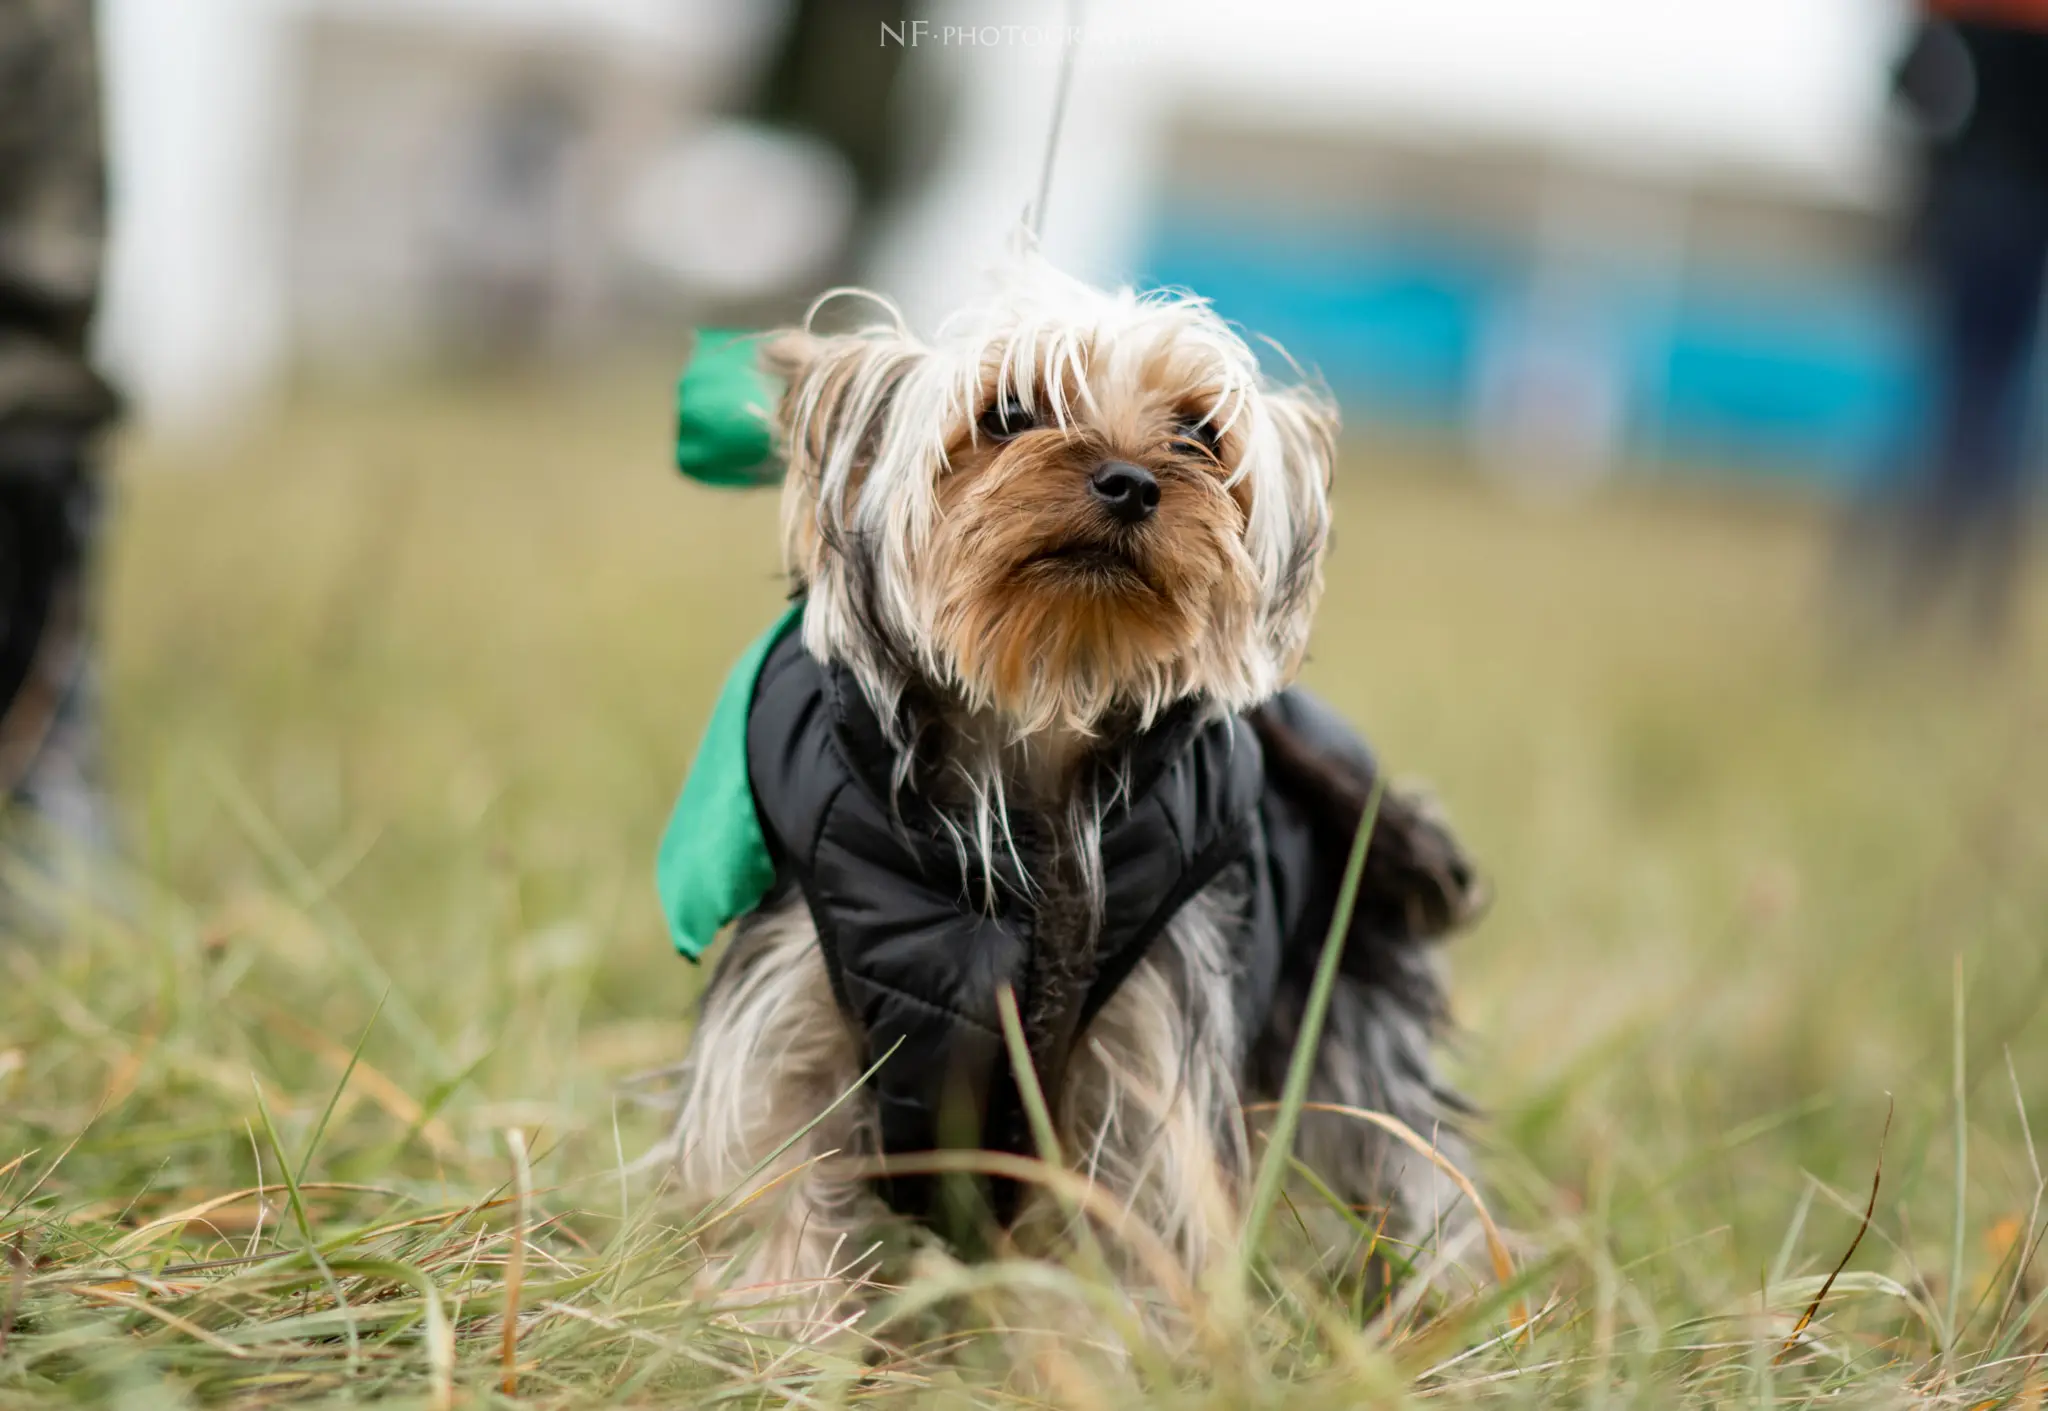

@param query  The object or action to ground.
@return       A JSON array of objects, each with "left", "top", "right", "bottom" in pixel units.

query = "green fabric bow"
[
  {"left": 659, "top": 330, "right": 797, "bottom": 959},
  {"left": 673, "top": 329, "right": 783, "bottom": 487},
  {"left": 656, "top": 602, "right": 805, "bottom": 960}
]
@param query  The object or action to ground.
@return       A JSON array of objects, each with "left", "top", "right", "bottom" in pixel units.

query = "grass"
[{"left": 4, "top": 358, "right": 2048, "bottom": 1405}]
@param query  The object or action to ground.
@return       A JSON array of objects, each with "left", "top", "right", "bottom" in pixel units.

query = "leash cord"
[{"left": 1028, "top": 0, "right": 1084, "bottom": 239}]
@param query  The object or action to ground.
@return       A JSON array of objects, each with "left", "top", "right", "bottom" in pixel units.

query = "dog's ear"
[
  {"left": 1251, "top": 385, "right": 1338, "bottom": 679},
  {"left": 761, "top": 324, "right": 932, "bottom": 698},
  {"left": 762, "top": 328, "right": 918, "bottom": 591},
  {"left": 762, "top": 328, "right": 839, "bottom": 502},
  {"left": 759, "top": 328, "right": 821, "bottom": 401},
  {"left": 763, "top": 329, "right": 829, "bottom": 589}
]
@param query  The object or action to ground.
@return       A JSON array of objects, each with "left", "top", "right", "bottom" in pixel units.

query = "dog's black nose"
[{"left": 1090, "top": 461, "right": 1159, "bottom": 525}]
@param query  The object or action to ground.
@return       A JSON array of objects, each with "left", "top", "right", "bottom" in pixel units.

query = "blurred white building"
[
  {"left": 97, "top": 0, "right": 1908, "bottom": 442},
  {"left": 876, "top": 0, "right": 1904, "bottom": 316},
  {"left": 98, "top": 0, "right": 778, "bottom": 428}
]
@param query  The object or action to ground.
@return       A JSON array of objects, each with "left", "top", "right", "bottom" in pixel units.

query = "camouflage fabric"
[
  {"left": 0, "top": 0, "right": 110, "bottom": 835},
  {"left": 0, "top": 0, "right": 119, "bottom": 438}
]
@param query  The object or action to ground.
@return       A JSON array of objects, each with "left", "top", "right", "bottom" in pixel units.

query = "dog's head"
[{"left": 767, "top": 257, "right": 1336, "bottom": 741}]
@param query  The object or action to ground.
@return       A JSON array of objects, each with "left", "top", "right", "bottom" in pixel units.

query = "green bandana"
[{"left": 656, "top": 602, "right": 805, "bottom": 959}]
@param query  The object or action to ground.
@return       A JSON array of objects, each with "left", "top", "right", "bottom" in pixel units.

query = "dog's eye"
[
  {"left": 1175, "top": 415, "right": 1223, "bottom": 457},
  {"left": 978, "top": 398, "right": 1035, "bottom": 441}
]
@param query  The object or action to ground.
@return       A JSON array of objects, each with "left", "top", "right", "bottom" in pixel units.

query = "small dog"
[{"left": 667, "top": 256, "right": 1481, "bottom": 1327}]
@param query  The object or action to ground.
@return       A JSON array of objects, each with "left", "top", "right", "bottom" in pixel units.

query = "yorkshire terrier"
[{"left": 666, "top": 256, "right": 1482, "bottom": 1330}]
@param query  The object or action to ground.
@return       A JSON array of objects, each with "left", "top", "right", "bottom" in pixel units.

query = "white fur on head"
[{"left": 769, "top": 254, "right": 1336, "bottom": 737}]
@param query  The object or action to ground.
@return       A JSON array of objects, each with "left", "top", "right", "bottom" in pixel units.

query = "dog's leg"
[
  {"left": 1041, "top": 877, "right": 1251, "bottom": 1295},
  {"left": 671, "top": 899, "right": 884, "bottom": 1332}
]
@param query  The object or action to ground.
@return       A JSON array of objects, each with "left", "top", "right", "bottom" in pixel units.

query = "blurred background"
[
  {"left": 103, "top": 0, "right": 1915, "bottom": 488},
  {"left": 5, "top": 0, "right": 2048, "bottom": 1378}
]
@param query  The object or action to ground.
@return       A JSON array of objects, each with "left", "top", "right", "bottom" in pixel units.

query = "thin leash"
[{"left": 1028, "top": 0, "right": 1085, "bottom": 241}]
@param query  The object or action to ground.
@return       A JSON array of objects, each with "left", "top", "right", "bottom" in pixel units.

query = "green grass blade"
[
  {"left": 1239, "top": 774, "right": 1385, "bottom": 1276},
  {"left": 251, "top": 1076, "right": 362, "bottom": 1375},
  {"left": 297, "top": 992, "right": 386, "bottom": 1190},
  {"left": 1948, "top": 955, "right": 1966, "bottom": 1355}
]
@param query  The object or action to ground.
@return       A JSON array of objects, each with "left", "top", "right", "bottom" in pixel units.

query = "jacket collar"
[{"left": 820, "top": 657, "right": 1215, "bottom": 833}]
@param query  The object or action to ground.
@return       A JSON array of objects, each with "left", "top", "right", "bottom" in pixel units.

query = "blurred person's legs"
[
  {"left": 0, "top": 0, "right": 118, "bottom": 848},
  {"left": 1902, "top": 160, "right": 2048, "bottom": 642}
]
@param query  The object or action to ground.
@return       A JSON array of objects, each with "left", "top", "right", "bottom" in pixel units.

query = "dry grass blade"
[
  {"left": 689, "top": 1148, "right": 849, "bottom": 1244},
  {"left": 681, "top": 1036, "right": 904, "bottom": 1235},
  {"left": 110, "top": 1182, "right": 400, "bottom": 1256},
  {"left": 501, "top": 1126, "right": 532, "bottom": 1397},
  {"left": 325, "top": 1258, "right": 453, "bottom": 1411},
  {"left": 65, "top": 1283, "right": 252, "bottom": 1358},
  {"left": 0, "top": 1100, "right": 104, "bottom": 1225},
  {"left": 1757, "top": 1271, "right": 1941, "bottom": 1338},
  {"left": 1246, "top": 1099, "right": 1523, "bottom": 1331},
  {"left": 1780, "top": 1096, "right": 1893, "bottom": 1360}
]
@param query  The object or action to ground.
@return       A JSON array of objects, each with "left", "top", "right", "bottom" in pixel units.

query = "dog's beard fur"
[{"left": 927, "top": 396, "right": 1259, "bottom": 745}]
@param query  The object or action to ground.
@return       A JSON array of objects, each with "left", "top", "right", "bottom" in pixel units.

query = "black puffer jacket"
[{"left": 742, "top": 624, "right": 1474, "bottom": 1224}]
